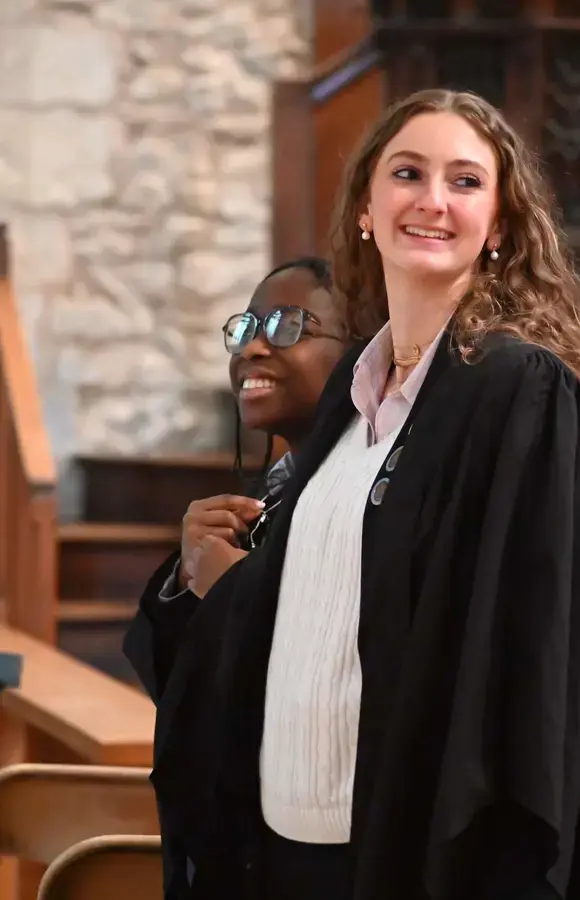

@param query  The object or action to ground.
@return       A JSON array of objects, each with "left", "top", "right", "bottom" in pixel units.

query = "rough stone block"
[
  {"left": 11, "top": 215, "right": 73, "bottom": 286},
  {"left": 27, "top": 112, "right": 122, "bottom": 208},
  {"left": 0, "top": 19, "right": 120, "bottom": 107}
]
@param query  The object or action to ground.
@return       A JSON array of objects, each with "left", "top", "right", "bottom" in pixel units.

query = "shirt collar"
[
  {"left": 265, "top": 451, "right": 294, "bottom": 497},
  {"left": 353, "top": 320, "right": 446, "bottom": 405}
]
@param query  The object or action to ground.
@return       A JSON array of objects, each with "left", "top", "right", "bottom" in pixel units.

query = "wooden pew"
[
  {"left": 38, "top": 835, "right": 163, "bottom": 900},
  {"left": 0, "top": 623, "right": 153, "bottom": 766},
  {"left": 0, "top": 763, "right": 158, "bottom": 864},
  {"left": 0, "top": 623, "right": 154, "bottom": 900}
]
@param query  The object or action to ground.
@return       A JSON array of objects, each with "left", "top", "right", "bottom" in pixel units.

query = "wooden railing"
[{"left": 0, "top": 225, "right": 57, "bottom": 643}]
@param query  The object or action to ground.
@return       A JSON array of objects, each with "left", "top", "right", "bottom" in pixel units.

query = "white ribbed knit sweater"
[{"left": 259, "top": 414, "right": 404, "bottom": 844}]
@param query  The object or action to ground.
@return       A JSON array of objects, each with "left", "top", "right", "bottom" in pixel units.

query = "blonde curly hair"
[{"left": 330, "top": 88, "right": 580, "bottom": 377}]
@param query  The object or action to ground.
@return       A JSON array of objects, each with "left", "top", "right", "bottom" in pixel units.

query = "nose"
[
  {"left": 416, "top": 175, "right": 447, "bottom": 215},
  {"left": 239, "top": 332, "right": 271, "bottom": 360}
]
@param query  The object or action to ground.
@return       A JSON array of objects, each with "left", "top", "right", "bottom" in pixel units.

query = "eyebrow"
[{"left": 386, "top": 149, "right": 489, "bottom": 176}]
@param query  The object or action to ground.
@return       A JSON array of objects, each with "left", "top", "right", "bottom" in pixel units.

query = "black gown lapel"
[{"left": 352, "top": 331, "right": 462, "bottom": 842}]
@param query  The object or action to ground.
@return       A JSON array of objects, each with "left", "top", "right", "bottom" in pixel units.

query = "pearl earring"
[
  {"left": 361, "top": 226, "right": 371, "bottom": 241},
  {"left": 490, "top": 247, "right": 499, "bottom": 261}
]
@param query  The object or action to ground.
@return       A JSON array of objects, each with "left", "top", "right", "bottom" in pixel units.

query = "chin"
[
  {"left": 239, "top": 407, "right": 279, "bottom": 435},
  {"left": 404, "top": 247, "right": 463, "bottom": 272}
]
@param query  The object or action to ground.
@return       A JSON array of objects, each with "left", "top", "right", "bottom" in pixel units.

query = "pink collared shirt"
[{"left": 351, "top": 321, "right": 445, "bottom": 444}]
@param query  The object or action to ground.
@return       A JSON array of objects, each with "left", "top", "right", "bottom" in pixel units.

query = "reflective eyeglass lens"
[
  {"left": 265, "top": 307, "right": 304, "bottom": 347},
  {"left": 224, "top": 313, "right": 257, "bottom": 354}
]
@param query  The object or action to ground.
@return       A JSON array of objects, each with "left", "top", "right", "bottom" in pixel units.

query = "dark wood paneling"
[
  {"left": 542, "top": 30, "right": 580, "bottom": 247},
  {"left": 504, "top": 32, "right": 544, "bottom": 148},
  {"left": 57, "top": 523, "right": 190, "bottom": 686},
  {"left": 75, "top": 453, "right": 263, "bottom": 525},
  {"left": 58, "top": 620, "right": 143, "bottom": 689},
  {"left": 58, "top": 523, "right": 180, "bottom": 601},
  {"left": 57, "top": 522, "right": 182, "bottom": 683}
]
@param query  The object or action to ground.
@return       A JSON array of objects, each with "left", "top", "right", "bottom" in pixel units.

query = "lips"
[{"left": 402, "top": 225, "right": 455, "bottom": 240}]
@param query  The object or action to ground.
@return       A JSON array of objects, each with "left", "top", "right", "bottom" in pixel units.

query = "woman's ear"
[{"left": 358, "top": 206, "right": 374, "bottom": 236}]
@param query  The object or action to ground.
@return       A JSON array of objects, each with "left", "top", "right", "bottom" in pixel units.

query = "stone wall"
[{"left": 0, "top": 0, "right": 311, "bottom": 474}]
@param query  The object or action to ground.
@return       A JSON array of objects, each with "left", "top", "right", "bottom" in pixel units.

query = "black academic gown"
[{"left": 125, "top": 331, "right": 580, "bottom": 900}]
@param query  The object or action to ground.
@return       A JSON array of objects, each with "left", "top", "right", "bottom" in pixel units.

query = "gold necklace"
[
  {"left": 393, "top": 329, "right": 444, "bottom": 368},
  {"left": 393, "top": 344, "right": 422, "bottom": 368}
]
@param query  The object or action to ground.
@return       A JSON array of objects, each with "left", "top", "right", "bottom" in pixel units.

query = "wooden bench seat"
[
  {"left": 0, "top": 623, "right": 153, "bottom": 767},
  {"left": 0, "top": 763, "right": 158, "bottom": 864},
  {"left": 38, "top": 834, "right": 163, "bottom": 900}
]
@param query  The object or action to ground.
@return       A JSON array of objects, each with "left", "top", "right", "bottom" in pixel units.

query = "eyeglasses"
[{"left": 222, "top": 305, "right": 343, "bottom": 356}]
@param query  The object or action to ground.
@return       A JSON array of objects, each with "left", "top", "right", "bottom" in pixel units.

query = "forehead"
[
  {"left": 378, "top": 111, "right": 497, "bottom": 177},
  {"left": 249, "top": 268, "right": 335, "bottom": 319}
]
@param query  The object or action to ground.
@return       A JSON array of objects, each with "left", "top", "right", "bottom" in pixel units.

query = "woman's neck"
[
  {"left": 274, "top": 428, "right": 306, "bottom": 459},
  {"left": 386, "top": 271, "right": 467, "bottom": 383}
]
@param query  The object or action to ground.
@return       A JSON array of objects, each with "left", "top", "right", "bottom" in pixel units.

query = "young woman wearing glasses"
[{"left": 124, "top": 256, "right": 349, "bottom": 696}]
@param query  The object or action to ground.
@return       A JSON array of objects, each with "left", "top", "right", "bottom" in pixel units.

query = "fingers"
[
  {"left": 185, "top": 535, "right": 235, "bottom": 598},
  {"left": 184, "top": 550, "right": 201, "bottom": 579},
  {"left": 183, "top": 524, "right": 240, "bottom": 550},
  {"left": 185, "top": 534, "right": 234, "bottom": 571},
  {"left": 195, "top": 508, "right": 250, "bottom": 534},
  {"left": 182, "top": 495, "right": 265, "bottom": 549},
  {"left": 189, "top": 495, "right": 265, "bottom": 515}
]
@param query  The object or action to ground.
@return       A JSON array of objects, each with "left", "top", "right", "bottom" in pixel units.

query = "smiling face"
[
  {"left": 228, "top": 267, "right": 348, "bottom": 447},
  {"left": 360, "top": 111, "right": 501, "bottom": 285}
]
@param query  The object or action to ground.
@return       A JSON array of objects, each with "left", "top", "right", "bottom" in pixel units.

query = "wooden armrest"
[
  {"left": 0, "top": 763, "right": 159, "bottom": 863},
  {"left": 0, "top": 624, "right": 154, "bottom": 765},
  {"left": 38, "top": 835, "right": 163, "bottom": 900}
]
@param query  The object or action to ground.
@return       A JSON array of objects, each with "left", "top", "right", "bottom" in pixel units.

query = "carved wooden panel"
[
  {"left": 377, "top": 29, "right": 507, "bottom": 108},
  {"left": 555, "top": 0, "right": 579, "bottom": 16},
  {"left": 542, "top": 33, "right": 580, "bottom": 243},
  {"left": 476, "top": 0, "right": 524, "bottom": 15},
  {"left": 406, "top": 0, "right": 450, "bottom": 17},
  {"left": 437, "top": 34, "right": 507, "bottom": 108}
]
